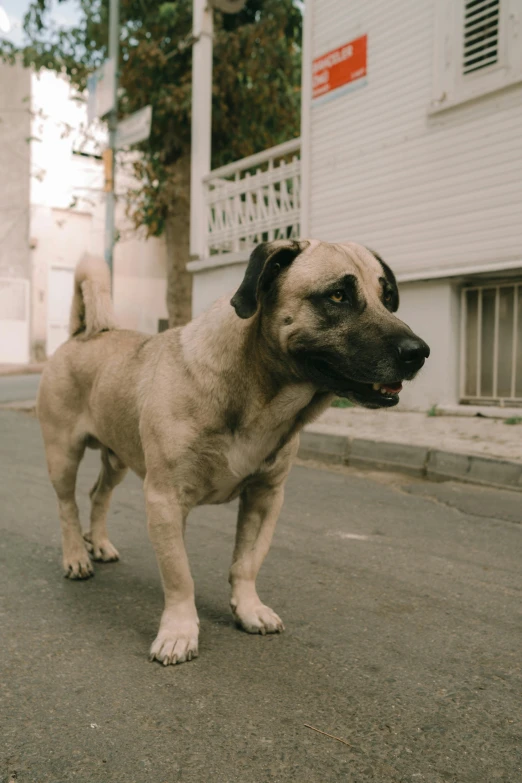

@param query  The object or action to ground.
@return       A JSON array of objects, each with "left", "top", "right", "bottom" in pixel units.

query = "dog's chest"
[
  {"left": 227, "top": 428, "right": 283, "bottom": 476},
  {"left": 203, "top": 424, "right": 291, "bottom": 505}
]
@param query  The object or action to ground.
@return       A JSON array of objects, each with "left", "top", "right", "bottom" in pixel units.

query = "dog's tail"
[{"left": 69, "top": 254, "right": 118, "bottom": 340}]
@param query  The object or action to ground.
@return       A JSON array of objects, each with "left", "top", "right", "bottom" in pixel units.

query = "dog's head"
[{"left": 230, "top": 239, "right": 429, "bottom": 408}]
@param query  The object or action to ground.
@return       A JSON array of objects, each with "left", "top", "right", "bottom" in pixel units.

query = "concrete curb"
[
  {"left": 0, "top": 400, "right": 37, "bottom": 414},
  {"left": 0, "top": 363, "right": 45, "bottom": 377},
  {"left": 299, "top": 430, "right": 522, "bottom": 493}
]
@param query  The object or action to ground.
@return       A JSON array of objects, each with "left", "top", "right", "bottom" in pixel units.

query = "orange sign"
[{"left": 312, "top": 35, "right": 367, "bottom": 101}]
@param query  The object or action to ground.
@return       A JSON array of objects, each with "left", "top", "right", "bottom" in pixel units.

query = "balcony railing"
[{"left": 203, "top": 138, "right": 301, "bottom": 258}]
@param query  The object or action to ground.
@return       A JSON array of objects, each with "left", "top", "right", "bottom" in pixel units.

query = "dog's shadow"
[{"left": 57, "top": 554, "right": 238, "bottom": 652}]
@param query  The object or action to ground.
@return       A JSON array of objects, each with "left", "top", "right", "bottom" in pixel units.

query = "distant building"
[
  {"left": 189, "top": 0, "right": 522, "bottom": 411},
  {"left": 0, "top": 64, "right": 168, "bottom": 364},
  {"left": 0, "top": 61, "right": 31, "bottom": 363}
]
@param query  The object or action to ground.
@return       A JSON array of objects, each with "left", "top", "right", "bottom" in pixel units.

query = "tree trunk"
[{"left": 164, "top": 157, "right": 192, "bottom": 327}]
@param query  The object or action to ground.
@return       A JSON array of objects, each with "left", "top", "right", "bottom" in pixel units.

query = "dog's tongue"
[{"left": 382, "top": 382, "right": 403, "bottom": 394}]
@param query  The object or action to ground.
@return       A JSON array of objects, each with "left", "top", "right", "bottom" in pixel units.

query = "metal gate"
[{"left": 460, "top": 281, "right": 522, "bottom": 405}]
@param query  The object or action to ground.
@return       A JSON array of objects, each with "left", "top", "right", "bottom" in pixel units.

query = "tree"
[{"left": 1, "top": 0, "right": 302, "bottom": 325}]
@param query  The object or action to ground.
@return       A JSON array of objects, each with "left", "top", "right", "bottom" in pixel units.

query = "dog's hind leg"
[
  {"left": 44, "top": 435, "right": 93, "bottom": 579},
  {"left": 84, "top": 447, "right": 127, "bottom": 562}
]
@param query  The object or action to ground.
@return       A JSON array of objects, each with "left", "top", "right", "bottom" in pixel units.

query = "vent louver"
[{"left": 463, "top": 0, "right": 500, "bottom": 74}]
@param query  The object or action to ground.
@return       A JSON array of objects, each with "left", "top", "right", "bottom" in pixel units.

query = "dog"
[{"left": 37, "top": 239, "right": 429, "bottom": 665}]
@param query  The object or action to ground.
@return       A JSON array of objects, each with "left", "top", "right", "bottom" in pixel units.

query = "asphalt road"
[
  {"left": 0, "top": 374, "right": 41, "bottom": 404},
  {"left": 1, "top": 409, "right": 521, "bottom": 783}
]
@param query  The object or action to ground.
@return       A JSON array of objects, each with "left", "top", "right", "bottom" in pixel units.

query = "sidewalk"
[
  {"left": 313, "top": 405, "right": 522, "bottom": 463},
  {"left": 299, "top": 404, "right": 522, "bottom": 492}
]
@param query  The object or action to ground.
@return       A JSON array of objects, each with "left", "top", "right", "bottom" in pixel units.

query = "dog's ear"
[
  {"left": 231, "top": 240, "right": 306, "bottom": 319},
  {"left": 367, "top": 248, "right": 400, "bottom": 312}
]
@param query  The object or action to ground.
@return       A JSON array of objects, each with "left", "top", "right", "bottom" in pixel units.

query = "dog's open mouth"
[
  {"left": 371, "top": 381, "right": 403, "bottom": 396},
  {"left": 344, "top": 379, "right": 404, "bottom": 408},
  {"left": 301, "top": 354, "right": 404, "bottom": 408}
]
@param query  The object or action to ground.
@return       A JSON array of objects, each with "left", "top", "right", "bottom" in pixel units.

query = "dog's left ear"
[
  {"left": 231, "top": 240, "right": 307, "bottom": 319},
  {"left": 367, "top": 248, "right": 400, "bottom": 312}
]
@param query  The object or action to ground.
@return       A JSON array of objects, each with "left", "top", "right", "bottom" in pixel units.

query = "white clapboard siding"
[{"left": 306, "top": 0, "right": 522, "bottom": 279}]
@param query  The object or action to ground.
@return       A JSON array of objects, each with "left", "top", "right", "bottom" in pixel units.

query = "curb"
[
  {"left": 0, "top": 400, "right": 37, "bottom": 414},
  {"left": 0, "top": 363, "right": 45, "bottom": 377},
  {"left": 299, "top": 430, "right": 522, "bottom": 493}
]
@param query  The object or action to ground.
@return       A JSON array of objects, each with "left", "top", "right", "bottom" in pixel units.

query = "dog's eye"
[
  {"left": 383, "top": 292, "right": 393, "bottom": 305},
  {"left": 329, "top": 291, "right": 345, "bottom": 303}
]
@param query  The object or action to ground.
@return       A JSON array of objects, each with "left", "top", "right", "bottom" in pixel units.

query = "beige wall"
[
  {"left": 0, "top": 61, "right": 30, "bottom": 281},
  {"left": 113, "top": 219, "right": 168, "bottom": 334},
  {"left": 191, "top": 260, "right": 246, "bottom": 319},
  {"left": 0, "top": 61, "right": 31, "bottom": 363},
  {"left": 397, "top": 279, "right": 460, "bottom": 410}
]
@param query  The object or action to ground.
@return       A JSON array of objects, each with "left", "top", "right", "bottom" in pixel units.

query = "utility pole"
[{"left": 104, "top": 0, "right": 120, "bottom": 283}]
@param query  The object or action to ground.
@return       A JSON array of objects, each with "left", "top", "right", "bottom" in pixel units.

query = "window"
[
  {"left": 461, "top": 282, "right": 522, "bottom": 405},
  {"left": 430, "top": 0, "right": 522, "bottom": 112}
]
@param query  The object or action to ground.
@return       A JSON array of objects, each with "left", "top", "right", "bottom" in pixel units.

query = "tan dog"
[{"left": 37, "top": 240, "right": 429, "bottom": 665}]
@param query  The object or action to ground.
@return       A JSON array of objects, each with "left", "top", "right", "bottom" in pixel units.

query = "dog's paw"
[
  {"left": 63, "top": 547, "right": 94, "bottom": 580},
  {"left": 232, "top": 600, "right": 285, "bottom": 635},
  {"left": 83, "top": 532, "right": 120, "bottom": 562},
  {"left": 149, "top": 614, "right": 199, "bottom": 665}
]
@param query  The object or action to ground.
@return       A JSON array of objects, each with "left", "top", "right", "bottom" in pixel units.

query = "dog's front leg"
[
  {"left": 229, "top": 481, "right": 285, "bottom": 635},
  {"left": 145, "top": 478, "right": 199, "bottom": 665}
]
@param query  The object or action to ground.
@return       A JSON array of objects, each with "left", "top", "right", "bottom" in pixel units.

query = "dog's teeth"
[
  {"left": 380, "top": 387, "right": 387, "bottom": 395},
  {"left": 372, "top": 383, "right": 381, "bottom": 390}
]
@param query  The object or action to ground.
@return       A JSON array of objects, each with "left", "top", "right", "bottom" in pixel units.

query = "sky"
[
  {"left": 0, "top": 0, "right": 78, "bottom": 46},
  {"left": 1, "top": 0, "right": 304, "bottom": 46}
]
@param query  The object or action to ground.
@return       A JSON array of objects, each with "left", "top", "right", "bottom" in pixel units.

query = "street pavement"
[
  {"left": 1, "top": 409, "right": 521, "bottom": 783},
  {"left": 0, "top": 374, "right": 41, "bottom": 404}
]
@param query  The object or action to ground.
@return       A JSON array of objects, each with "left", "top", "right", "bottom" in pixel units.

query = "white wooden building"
[{"left": 189, "top": 0, "right": 522, "bottom": 411}]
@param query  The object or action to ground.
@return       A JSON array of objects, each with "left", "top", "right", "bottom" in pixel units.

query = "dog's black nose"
[{"left": 397, "top": 336, "right": 430, "bottom": 372}]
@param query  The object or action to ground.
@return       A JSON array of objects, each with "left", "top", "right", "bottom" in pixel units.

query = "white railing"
[
  {"left": 460, "top": 281, "right": 522, "bottom": 405},
  {"left": 203, "top": 138, "right": 301, "bottom": 258}
]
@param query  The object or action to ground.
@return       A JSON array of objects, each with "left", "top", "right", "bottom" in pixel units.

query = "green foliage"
[
  {"left": 427, "top": 404, "right": 438, "bottom": 417},
  {"left": 1, "top": 0, "right": 302, "bottom": 235},
  {"left": 331, "top": 398, "right": 354, "bottom": 409},
  {"left": 503, "top": 416, "right": 522, "bottom": 425}
]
